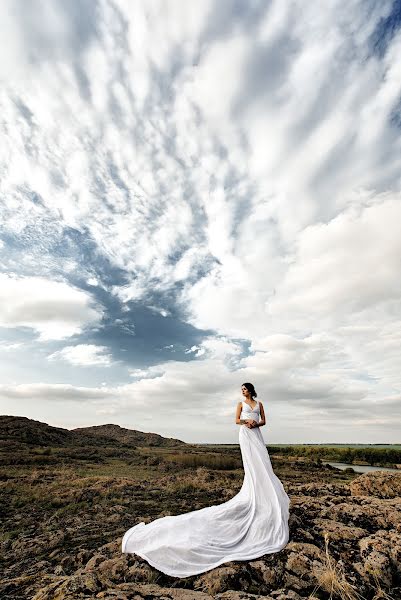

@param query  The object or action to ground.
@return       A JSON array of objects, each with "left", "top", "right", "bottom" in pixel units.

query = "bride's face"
[{"left": 241, "top": 385, "right": 250, "bottom": 398}]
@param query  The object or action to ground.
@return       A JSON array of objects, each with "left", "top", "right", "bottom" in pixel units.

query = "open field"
[{"left": 1, "top": 417, "right": 401, "bottom": 599}]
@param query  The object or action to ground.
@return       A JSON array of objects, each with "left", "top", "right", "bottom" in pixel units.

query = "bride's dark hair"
[{"left": 242, "top": 382, "right": 257, "bottom": 398}]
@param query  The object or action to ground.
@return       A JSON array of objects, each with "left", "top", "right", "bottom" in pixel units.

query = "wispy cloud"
[
  {"left": 48, "top": 344, "right": 114, "bottom": 367},
  {"left": 0, "top": 274, "right": 103, "bottom": 340},
  {"left": 0, "top": 0, "right": 400, "bottom": 441}
]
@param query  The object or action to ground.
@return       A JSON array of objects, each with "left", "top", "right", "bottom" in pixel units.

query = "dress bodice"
[{"left": 240, "top": 399, "right": 260, "bottom": 420}]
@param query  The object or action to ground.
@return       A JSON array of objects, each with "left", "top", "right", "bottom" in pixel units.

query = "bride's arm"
[
  {"left": 253, "top": 401, "right": 266, "bottom": 428},
  {"left": 235, "top": 401, "right": 250, "bottom": 426}
]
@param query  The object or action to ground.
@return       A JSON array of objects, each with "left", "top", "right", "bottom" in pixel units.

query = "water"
[{"left": 324, "top": 461, "right": 400, "bottom": 474}]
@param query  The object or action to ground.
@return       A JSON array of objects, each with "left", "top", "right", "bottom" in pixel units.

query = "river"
[{"left": 324, "top": 461, "right": 400, "bottom": 474}]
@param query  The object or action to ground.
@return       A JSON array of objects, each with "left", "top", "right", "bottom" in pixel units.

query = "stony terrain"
[{"left": 1, "top": 416, "right": 401, "bottom": 599}]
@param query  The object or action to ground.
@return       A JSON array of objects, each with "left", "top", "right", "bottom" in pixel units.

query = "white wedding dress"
[{"left": 121, "top": 400, "right": 290, "bottom": 578}]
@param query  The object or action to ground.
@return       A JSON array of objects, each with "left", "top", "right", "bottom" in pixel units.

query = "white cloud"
[
  {"left": 129, "top": 367, "right": 163, "bottom": 379},
  {"left": 189, "top": 32, "right": 249, "bottom": 124},
  {"left": 48, "top": 344, "right": 113, "bottom": 367},
  {"left": 0, "top": 382, "right": 113, "bottom": 402},
  {"left": 0, "top": 274, "right": 103, "bottom": 340},
  {"left": 0, "top": 341, "right": 23, "bottom": 351},
  {"left": 86, "top": 277, "right": 99, "bottom": 287},
  {"left": 1, "top": 336, "right": 399, "bottom": 443},
  {"left": 269, "top": 194, "right": 401, "bottom": 323}
]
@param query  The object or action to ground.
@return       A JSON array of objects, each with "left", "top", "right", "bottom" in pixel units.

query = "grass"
[
  {"left": 309, "top": 532, "right": 397, "bottom": 600},
  {"left": 310, "top": 532, "right": 365, "bottom": 600},
  {"left": 164, "top": 452, "right": 241, "bottom": 469},
  {"left": 73, "top": 462, "right": 160, "bottom": 480},
  {"left": 368, "top": 566, "right": 397, "bottom": 600}
]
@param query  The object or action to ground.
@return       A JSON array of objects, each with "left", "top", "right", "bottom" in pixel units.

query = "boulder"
[{"left": 350, "top": 471, "right": 401, "bottom": 499}]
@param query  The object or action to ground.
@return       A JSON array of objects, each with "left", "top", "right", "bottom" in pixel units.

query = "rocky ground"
[{"left": 1, "top": 419, "right": 401, "bottom": 599}]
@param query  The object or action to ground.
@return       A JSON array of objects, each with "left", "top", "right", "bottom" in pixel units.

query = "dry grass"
[
  {"left": 368, "top": 566, "right": 397, "bottom": 600},
  {"left": 164, "top": 452, "right": 241, "bottom": 470},
  {"left": 309, "top": 532, "right": 397, "bottom": 600},
  {"left": 309, "top": 532, "right": 365, "bottom": 600}
]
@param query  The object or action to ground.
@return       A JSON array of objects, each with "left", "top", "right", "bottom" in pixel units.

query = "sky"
[{"left": 0, "top": 0, "right": 401, "bottom": 444}]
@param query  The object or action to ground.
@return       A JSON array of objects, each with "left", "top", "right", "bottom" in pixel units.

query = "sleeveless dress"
[{"left": 121, "top": 399, "right": 290, "bottom": 578}]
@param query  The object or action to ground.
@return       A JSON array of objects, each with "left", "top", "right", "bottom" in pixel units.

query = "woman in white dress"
[{"left": 121, "top": 382, "right": 290, "bottom": 578}]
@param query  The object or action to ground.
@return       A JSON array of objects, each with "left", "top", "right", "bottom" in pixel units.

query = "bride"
[{"left": 121, "top": 382, "right": 290, "bottom": 578}]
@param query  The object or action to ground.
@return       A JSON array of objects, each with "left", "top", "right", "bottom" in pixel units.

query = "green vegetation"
[
  {"left": 197, "top": 443, "right": 401, "bottom": 467},
  {"left": 265, "top": 445, "right": 401, "bottom": 467},
  {"left": 164, "top": 452, "right": 242, "bottom": 470}
]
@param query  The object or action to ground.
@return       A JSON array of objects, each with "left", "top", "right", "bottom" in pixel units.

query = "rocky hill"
[
  {"left": 0, "top": 415, "right": 74, "bottom": 447},
  {"left": 72, "top": 423, "right": 186, "bottom": 447},
  {"left": 0, "top": 415, "right": 186, "bottom": 448}
]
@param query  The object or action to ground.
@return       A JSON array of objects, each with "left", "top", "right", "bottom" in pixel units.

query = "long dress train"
[{"left": 121, "top": 400, "right": 290, "bottom": 578}]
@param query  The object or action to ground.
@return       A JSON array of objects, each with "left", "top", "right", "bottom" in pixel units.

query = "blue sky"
[{"left": 1, "top": 0, "right": 401, "bottom": 443}]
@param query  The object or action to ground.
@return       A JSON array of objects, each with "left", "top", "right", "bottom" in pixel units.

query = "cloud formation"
[
  {"left": 0, "top": 0, "right": 401, "bottom": 442},
  {"left": 48, "top": 344, "right": 113, "bottom": 366},
  {"left": 0, "top": 274, "right": 103, "bottom": 340}
]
